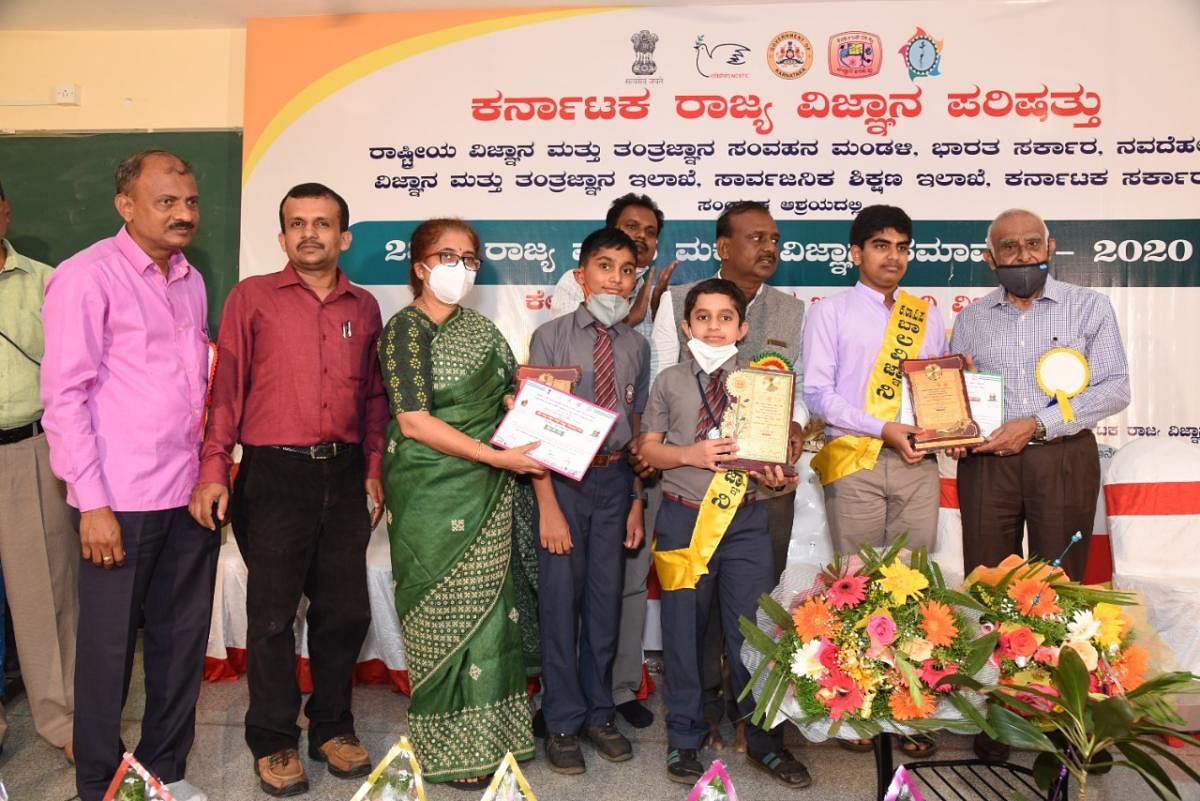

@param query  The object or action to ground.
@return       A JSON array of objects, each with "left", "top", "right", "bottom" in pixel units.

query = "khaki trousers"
[
  {"left": 0, "top": 433, "right": 79, "bottom": 747},
  {"left": 823, "top": 448, "right": 940, "bottom": 556}
]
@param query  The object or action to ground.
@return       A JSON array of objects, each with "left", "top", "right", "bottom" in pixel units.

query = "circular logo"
[
  {"left": 767, "top": 31, "right": 813, "bottom": 79},
  {"left": 904, "top": 34, "right": 940, "bottom": 77}
]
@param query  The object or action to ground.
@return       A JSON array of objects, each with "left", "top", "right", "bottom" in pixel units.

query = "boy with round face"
[
  {"left": 529, "top": 228, "right": 651, "bottom": 775},
  {"left": 639, "top": 278, "right": 810, "bottom": 788}
]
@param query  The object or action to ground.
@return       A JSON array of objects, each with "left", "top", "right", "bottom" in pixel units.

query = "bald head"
[{"left": 984, "top": 209, "right": 1055, "bottom": 267}]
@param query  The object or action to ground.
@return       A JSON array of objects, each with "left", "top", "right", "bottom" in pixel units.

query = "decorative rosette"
[{"left": 750, "top": 351, "right": 792, "bottom": 372}]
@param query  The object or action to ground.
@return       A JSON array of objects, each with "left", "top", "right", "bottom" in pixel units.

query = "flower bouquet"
[
  {"left": 740, "top": 539, "right": 998, "bottom": 742},
  {"left": 685, "top": 760, "right": 738, "bottom": 801},
  {"left": 349, "top": 737, "right": 426, "bottom": 801}
]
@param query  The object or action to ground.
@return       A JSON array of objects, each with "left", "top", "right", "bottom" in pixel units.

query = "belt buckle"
[{"left": 309, "top": 443, "right": 338, "bottom": 459}]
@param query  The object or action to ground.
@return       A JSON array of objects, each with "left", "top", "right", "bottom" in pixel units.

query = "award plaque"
[
  {"left": 516, "top": 364, "right": 582, "bottom": 393},
  {"left": 717, "top": 367, "right": 797, "bottom": 476},
  {"left": 901, "top": 355, "right": 987, "bottom": 451}
]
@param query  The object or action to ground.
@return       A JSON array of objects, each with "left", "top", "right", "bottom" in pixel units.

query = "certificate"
[
  {"left": 900, "top": 355, "right": 987, "bottom": 450},
  {"left": 718, "top": 367, "right": 797, "bottom": 475},
  {"left": 901, "top": 370, "right": 1004, "bottom": 439},
  {"left": 490, "top": 378, "right": 619, "bottom": 481}
]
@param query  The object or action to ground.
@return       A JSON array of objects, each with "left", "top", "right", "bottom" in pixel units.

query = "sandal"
[
  {"left": 447, "top": 776, "right": 491, "bottom": 791},
  {"left": 899, "top": 734, "right": 938, "bottom": 759},
  {"left": 746, "top": 749, "right": 813, "bottom": 788},
  {"left": 837, "top": 737, "right": 875, "bottom": 753}
]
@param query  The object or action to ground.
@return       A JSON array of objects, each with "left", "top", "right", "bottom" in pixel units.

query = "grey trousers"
[{"left": 823, "top": 449, "right": 940, "bottom": 556}]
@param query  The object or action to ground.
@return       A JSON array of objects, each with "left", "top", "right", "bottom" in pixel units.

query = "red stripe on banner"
[
  {"left": 940, "top": 477, "right": 959, "bottom": 509},
  {"left": 1104, "top": 482, "right": 1200, "bottom": 516},
  {"left": 1082, "top": 534, "right": 1113, "bottom": 586},
  {"left": 637, "top": 661, "right": 657, "bottom": 700},
  {"left": 204, "top": 650, "right": 412, "bottom": 694},
  {"left": 647, "top": 560, "right": 661, "bottom": 600}
]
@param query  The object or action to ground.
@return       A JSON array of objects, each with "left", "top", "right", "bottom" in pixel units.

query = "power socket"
[{"left": 53, "top": 83, "right": 80, "bottom": 105}]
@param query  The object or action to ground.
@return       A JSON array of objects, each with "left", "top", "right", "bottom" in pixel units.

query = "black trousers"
[
  {"left": 74, "top": 507, "right": 219, "bottom": 801},
  {"left": 232, "top": 445, "right": 372, "bottom": 757},
  {"left": 958, "top": 430, "right": 1100, "bottom": 581}
]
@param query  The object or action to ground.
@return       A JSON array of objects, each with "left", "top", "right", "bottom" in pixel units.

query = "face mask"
[
  {"left": 424, "top": 261, "right": 475, "bottom": 305},
  {"left": 687, "top": 337, "right": 739, "bottom": 375},
  {"left": 585, "top": 292, "right": 631, "bottom": 327},
  {"left": 994, "top": 261, "right": 1050, "bottom": 299}
]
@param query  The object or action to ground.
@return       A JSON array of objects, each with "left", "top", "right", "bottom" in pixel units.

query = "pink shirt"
[
  {"left": 802, "top": 282, "right": 947, "bottom": 440},
  {"left": 41, "top": 227, "right": 209, "bottom": 512}
]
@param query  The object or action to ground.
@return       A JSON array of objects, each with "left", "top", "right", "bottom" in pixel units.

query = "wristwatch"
[
  {"left": 1032, "top": 417, "right": 1047, "bottom": 442},
  {"left": 630, "top": 490, "right": 648, "bottom": 502}
]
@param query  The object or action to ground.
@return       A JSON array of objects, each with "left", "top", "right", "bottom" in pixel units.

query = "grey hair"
[{"left": 985, "top": 209, "right": 1050, "bottom": 253}]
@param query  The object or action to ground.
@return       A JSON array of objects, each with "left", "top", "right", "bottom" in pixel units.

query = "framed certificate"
[
  {"left": 900, "top": 355, "right": 987, "bottom": 450},
  {"left": 901, "top": 370, "right": 1003, "bottom": 440},
  {"left": 491, "top": 378, "right": 619, "bottom": 481},
  {"left": 718, "top": 367, "right": 797, "bottom": 475}
]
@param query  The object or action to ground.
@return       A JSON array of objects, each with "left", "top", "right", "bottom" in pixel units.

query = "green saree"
[{"left": 379, "top": 305, "right": 534, "bottom": 782}]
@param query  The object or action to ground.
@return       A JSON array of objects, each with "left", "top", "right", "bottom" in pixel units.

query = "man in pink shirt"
[{"left": 40, "top": 150, "right": 217, "bottom": 801}]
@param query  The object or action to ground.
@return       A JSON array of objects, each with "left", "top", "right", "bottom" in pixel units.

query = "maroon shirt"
[{"left": 199, "top": 263, "right": 388, "bottom": 484}]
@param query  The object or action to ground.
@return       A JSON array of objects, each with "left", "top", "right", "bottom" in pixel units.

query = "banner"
[{"left": 242, "top": 1, "right": 1200, "bottom": 446}]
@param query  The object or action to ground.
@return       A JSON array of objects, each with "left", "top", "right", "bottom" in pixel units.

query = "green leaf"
[
  {"left": 946, "top": 692, "right": 994, "bottom": 738},
  {"left": 738, "top": 615, "right": 780, "bottom": 657},
  {"left": 1091, "top": 695, "right": 1135, "bottom": 742},
  {"left": 960, "top": 631, "right": 1000, "bottom": 675},
  {"left": 1110, "top": 758, "right": 1180, "bottom": 801},
  {"left": 756, "top": 594, "right": 795, "bottom": 633},
  {"left": 893, "top": 653, "right": 923, "bottom": 705},
  {"left": 1032, "top": 752, "right": 1064, "bottom": 792},
  {"left": 1130, "top": 738, "right": 1200, "bottom": 786},
  {"left": 932, "top": 588, "right": 989, "bottom": 613},
  {"left": 1053, "top": 646, "right": 1089, "bottom": 724},
  {"left": 987, "top": 704, "right": 1056, "bottom": 752}
]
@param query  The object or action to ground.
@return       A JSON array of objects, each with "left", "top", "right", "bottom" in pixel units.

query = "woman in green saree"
[{"left": 378, "top": 219, "right": 544, "bottom": 789}]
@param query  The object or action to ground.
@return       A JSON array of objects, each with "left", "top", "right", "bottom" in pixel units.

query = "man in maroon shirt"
[{"left": 190, "top": 183, "right": 388, "bottom": 796}]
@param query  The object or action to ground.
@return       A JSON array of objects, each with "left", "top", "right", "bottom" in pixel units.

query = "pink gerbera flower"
[
  {"left": 826, "top": 574, "right": 869, "bottom": 609},
  {"left": 817, "top": 669, "right": 865, "bottom": 720}
]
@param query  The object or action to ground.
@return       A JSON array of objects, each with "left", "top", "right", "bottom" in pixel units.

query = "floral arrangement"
[
  {"left": 686, "top": 760, "right": 738, "bottom": 801},
  {"left": 350, "top": 738, "right": 426, "bottom": 801},
  {"left": 740, "top": 540, "right": 996, "bottom": 738}
]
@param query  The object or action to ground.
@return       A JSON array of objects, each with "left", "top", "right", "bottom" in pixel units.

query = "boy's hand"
[
  {"left": 684, "top": 436, "right": 738, "bottom": 471},
  {"left": 625, "top": 499, "right": 645, "bottom": 549},
  {"left": 749, "top": 464, "right": 799, "bottom": 491},
  {"left": 881, "top": 422, "right": 926, "bottom": 465},
  {"left": 626, "top": 438, "right": 658, "bottom": 481},
  {"left": 539, "top": 508, "right": 573, "bottom": 555}
]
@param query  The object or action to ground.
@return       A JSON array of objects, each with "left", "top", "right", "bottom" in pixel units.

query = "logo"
[
  {"left": 899, "top": 27, "right": 943, "bottom": 80},
  {"left": 828, "top": 31, "right": 882, "bottom": 78},
  {"left": 767, "top": 31, "right": 814, "bottom": 80},
  {"left": 694, "top": 34, "right": 751, "bottom": 79},
  {"left": 630, "top": 29, "right": 658, "bottom": 76},
  {"left": 624, "top": 383, "right": 636, "bottom": 405}
]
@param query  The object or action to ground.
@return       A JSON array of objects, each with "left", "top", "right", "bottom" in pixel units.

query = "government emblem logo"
[
  {"left": 828, "top": 31, "right": 882, "bottom": 78},
  {"left": 767, "top": 31, "right": 813, "bottom": 79},
  {"left": 899, "top": 27, "right": 943, "bottom": 79},
  {"left": 631, "top": 29, "right": 658, "bottom": 76}
]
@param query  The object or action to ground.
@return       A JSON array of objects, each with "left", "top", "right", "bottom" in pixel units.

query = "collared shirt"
[
  {"left": 41, "top": 227, "right": 209, "bottom": 512},
  {"left": 527, "top": 303, "right": 650, "bottom": 452},
  {"left": 643, "top": 353, "right": 757, "bottom": 501},
  {"left": 803, "top": 282, "right": 947, "bottom": 440},
  {"left": 199, "top": 262, "right": 389, "bottom": 485},
  {"left": 949, "top": 276, "right": 1130, "bottom": 440},
  {"left": 0, "top": 239, "right": 53, "bottom": 429},
  {"left": 550, "top": 267, "right": 658, "bottom": 377}
]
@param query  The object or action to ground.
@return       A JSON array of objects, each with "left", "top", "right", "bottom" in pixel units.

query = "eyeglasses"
[{"left": 421, "top": 249, "right": 482, "bottom": 271}]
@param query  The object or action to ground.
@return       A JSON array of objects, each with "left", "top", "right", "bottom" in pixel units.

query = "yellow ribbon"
[
  {"left": 811, "top": 291, "right": 930, "bottom": 486},
  {"left": 653, "top": 468, "right": 749, "bottom": 591}
]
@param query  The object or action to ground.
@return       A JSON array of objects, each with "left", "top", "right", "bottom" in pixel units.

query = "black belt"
[
  {"left": 0, "top": 419, "right": 42, "bottom": 445},
  {"left": 663, "top": 491, "right": 757, "bottom": 510},
  {"left": 1025, "top": 430, "right": 1093, "bottom": 447},
  {"left": 272, "top": 442, "right": 356, "bottom": 460}
]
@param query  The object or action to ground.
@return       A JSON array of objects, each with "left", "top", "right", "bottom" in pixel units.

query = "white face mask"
[
  {"left": 585, "top": 292, "right": 631, "bottom": 327},
  {"left": 424, "top": 261, "right": 475, "bottom": 305},
  {"left": 687, "top": 337, "right": 739, "bottom": 375}
]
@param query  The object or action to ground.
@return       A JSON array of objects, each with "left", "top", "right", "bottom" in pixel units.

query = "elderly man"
[
  {"left": 41, "top": 150, "right": 216, "bottom": 801},
  {"left": 0, "top": 178, "right": 78, "bottom": 762}
]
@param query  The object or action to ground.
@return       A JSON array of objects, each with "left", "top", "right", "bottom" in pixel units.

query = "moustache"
[{"left": 169, "top": 222, "right": 195, "bottom": 232}]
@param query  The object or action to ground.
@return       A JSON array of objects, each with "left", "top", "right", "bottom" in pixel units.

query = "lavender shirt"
[
  {"left": 802, "top": 282, "right": 946, "bottom": 440},
  {"left": 41, "top": 227, "right": 209, "bottom": 512}
]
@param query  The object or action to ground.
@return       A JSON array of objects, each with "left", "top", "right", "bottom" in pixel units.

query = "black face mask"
[{"left": 995, "top": 261, "right": 1050, "bottom": 299}]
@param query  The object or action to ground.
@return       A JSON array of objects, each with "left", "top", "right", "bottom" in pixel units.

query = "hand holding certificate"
[{"left": 491, "top": 378, "right": 619, "bottom": 481}]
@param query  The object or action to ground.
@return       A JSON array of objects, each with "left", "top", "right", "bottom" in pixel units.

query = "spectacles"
[{"left": 421, "top": 249, "right": 482, "bottom": 271}]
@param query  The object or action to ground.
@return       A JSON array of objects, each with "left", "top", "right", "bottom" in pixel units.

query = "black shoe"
[
  {"left": 973, "top": 732, "right": 1011, "bottom": 762},
  {"left": 666, "top": 748, "right": 704, "bottom": 784},
  {"left": 545, "top": 733, "right": 586, "bottom": 775},
  {"left": 532, "top": 708, "right": 547, "bottom": 739},
  {"left": 615, "top": 699, "right": 654, "bottom": 728},
  {"left": 583, "top": 722, "right": 632, "bottom": 762},
  {"left": 746, "top": 749, "right": 813, "bottom": 788}
]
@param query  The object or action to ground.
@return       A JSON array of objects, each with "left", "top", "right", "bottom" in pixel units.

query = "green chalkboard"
[{"left": 0, "top": 131, "right": 242, "bottom": 333}]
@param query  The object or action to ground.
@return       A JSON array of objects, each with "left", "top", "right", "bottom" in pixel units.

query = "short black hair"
[
  {"left": 849, "top": 204, "right": 913, "bottom": 248},
  {"left": 578, "top": 227, "right": 638, "bottom": 266},
  {"left": 606, "top": 193, "right": 665, "bottom": 233},
  {"left": 715, "top": 200, "right": 770, "bottom": 239},
  {"left": 684, "top": 278, "right": 748, "bottom": 323},
  {"left": 278, "top": 182, "right": 350, "bottom": 233},
  {"left": 114, "top": 150, "right": 193, "bottom": 195}
]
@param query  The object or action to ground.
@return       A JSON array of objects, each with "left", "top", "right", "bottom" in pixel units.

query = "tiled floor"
[{"left": 1, "top": 653, "right": 1197, "bottom": 801}]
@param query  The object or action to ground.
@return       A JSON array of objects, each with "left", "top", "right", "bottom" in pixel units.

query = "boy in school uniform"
[
  {"left": 529, "top": 227, "right": 650, "bottom": 775},
  {"left": 639, "top": 278, "right": 812, "bottom": 788}
]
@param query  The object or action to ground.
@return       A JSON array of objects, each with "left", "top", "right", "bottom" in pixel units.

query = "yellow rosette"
[{"left": 1036, "top": 347, "right": 1089, "bottom": 423}]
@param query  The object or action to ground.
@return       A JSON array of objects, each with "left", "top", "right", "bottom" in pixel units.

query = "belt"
[
  {"left": 0, "top": 419, "right": 42, "bottom": 445},
  {"left": 591, "top": 450, "right": 626, "bottom": 467},
  {"left": 272, "top": 442, "right": 356, "bottom": 460},
  {"left": 1025, "top": 430, "right": 1092, "bottom": 447},
  {"left": 663, "top": 491, "right": 756, "bottom": 510}
]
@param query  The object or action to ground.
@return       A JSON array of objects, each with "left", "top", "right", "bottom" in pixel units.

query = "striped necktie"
[
  {"left": 593, "top": 323, "right": 617, "bottom": 410},
  {"left": 696, "top": 369, "right": 726, "bottom": 440}
]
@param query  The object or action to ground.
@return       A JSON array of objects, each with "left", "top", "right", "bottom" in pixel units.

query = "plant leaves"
[
  {"left": 756, "top": 594, "right": 795, "bottom": 633},
  {"left": 1091, "top": 695, "right": 1135, "bottom": 742},
  {"left": 1032, "top": 751, "right": 1063, "bottom": 792},
  {"left": 987, "top": 704, "right": 1056, "bottom": 752},
  {"left": 1053, "top": 646, "right": 1089, "bottom": 724}
]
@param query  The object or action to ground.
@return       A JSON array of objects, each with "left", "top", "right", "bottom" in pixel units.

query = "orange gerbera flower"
[
  {"left": 888, "top": 687, "right": 936, "bottom": 721},
  {"left": 1007, "top": 576, "right": 1060, "bottom": 617},
  {"left": 1112, "top": 644, "right": 1149, "bottom": 691},
  {"left": 919, "top": 599, "right": 959, "bottom": 647},
  {"left": 793, "top": 596, "right": 836, "bottom": 641}
]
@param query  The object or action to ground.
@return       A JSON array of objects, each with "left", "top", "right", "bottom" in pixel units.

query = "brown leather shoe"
[
  {"left": 310, "top": 734, "right": 371, "bottom": 779},
  {"left": 255, "top": 749, "right": 309, "bottom": 797}
]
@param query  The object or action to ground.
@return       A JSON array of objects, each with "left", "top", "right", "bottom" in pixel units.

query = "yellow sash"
[
  {"left": 811, "top": 291, "right": 930, "bottom": 486},
  {"left": 653, "top": 468, "right": 749, "bottom": 591}
]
